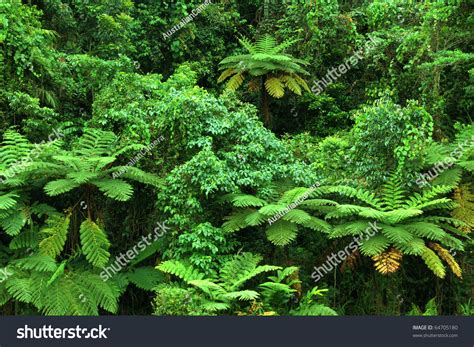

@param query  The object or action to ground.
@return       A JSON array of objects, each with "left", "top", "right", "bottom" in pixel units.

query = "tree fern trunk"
[
  {"left": 264, "top": 0, "right": 269, "bottom": 18},
  {"left": 261, "top": 77, "right": 271, "bottom": 127}
]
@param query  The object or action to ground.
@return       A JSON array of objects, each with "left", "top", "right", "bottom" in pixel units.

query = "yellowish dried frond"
[
  {"left": 429, "top": 243, "right": 462, "bottom": 279},
  {"left": 372, "top": 248, "right": 402, "bottom": 275},
  {"left": 264, "top": 77, "right": 285, "bottom": 98}
]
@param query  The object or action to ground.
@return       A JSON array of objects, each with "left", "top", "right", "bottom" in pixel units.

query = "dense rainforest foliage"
[{"left": 0, "top": 0, "right": 472, "bottom": 316}]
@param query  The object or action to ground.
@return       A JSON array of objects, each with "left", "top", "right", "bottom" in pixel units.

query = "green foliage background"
[{"left": 0, "top": 0, "right": 472, "bottom": 316}]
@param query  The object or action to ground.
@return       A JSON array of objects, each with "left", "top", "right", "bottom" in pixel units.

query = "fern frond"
[
  {"left": 404, "top": 222, "right": 448, "bottom": 241},
  {"left": 266, "top": 220, "right": 298, "bottom": 246},
  {"left": 76, "top": 271, "right": 121, "bottom": 313},
  {"left": 381, "top": 209, "right": 423, "bottom": 224},
  {"left": 222, "top": 210, "right": 255, "bottom": 233},
  {"left": 217, "top": 68, "right": 237, "bottom": 83},
  {"left": 259, "top": 204, "right": 287, "bottom": 217},
  {"left": 73, "top": 129, "right": 117, "bottom": 157},
  {"left": 201, "top": 300, "right": 230, "bottom": 312},
  {"left": 300, "top": 198, "right": 338, "bottom": 210},
  {"left": 244, "top": 211, "right": 267, "bottom": 226},
  {"left": 381, "top": 173, "right": 406, "bottom": 210},
  {"left": 281, "top": 209, "right": 312, "bottom": 224},
  {"left": 381, "top": 224, "right": 414, "bottom": 243},
  {"left": 220, "top": 253, "right": 280, "bottom": 291},
  {"left": 66, "top": 171, "right": 99, "bottom": 184},
  {"left": 126, "top": 267, "right": 165, "bottom": 290},
  {"left": 256, "top": 35, "right": 278, "bottom": 53},
  {"left": 325, "top": 204, "right": 366, "bottom": 219},
  {"left": 92, "top": 178, "right": 133, "bottom": 201},
  {"left": 300, "top": 216, "right": 331, "bottom": 233},
  {"left": 0, "top": 192, "right": 19, "bottom": 210},
  {"left": 157, "top": 260, "right": 205, "bottom": 283},
  {"left": 278, "top": 187, "right": 313, "bottom": 204},
  {"left": 109, "top": 166, "right": 163, "bottom": 188},
  {"left": 238, "top": 36, "right": 256, "bottom": 54},
  {"left": 226, "top": 72, "right": 245, "bottom": 91},
  {"left": 223, "top": 290, "right": 260, "bottom": 301},
  {"left": 5, "top": 277, "right": 34, "bottom": 303},
  {"left": 292, "top": 303, "right": 338, "bottom": 316},
  {"left": 9, "top": 230, "right": 39, "bottom": 250},
  {"left": 265, "top": 77, "right": 285, "bottom": 98},
  {"left": 0, "top": 209, "right": 28, "bottom": 236},
  {"left": 359, "top": 234, "right": 390, "bottom": 256},
  {"left": 452, "top": 185, "right": 474, "bottom": 232},
  {"left": 406, "top": 185, "right": 455, "bottom": 208},
  {"left": 315, "top": 186, "right": 383, "bottom": 209},
  {"left": 39, "top": 214, "right": 70, "bottom": 259},
  {"left": 421, "top": 247, "right": 446, "bottom": 278},
  {"left": 280, "top": 75, "right": 302, "bottom": 95},
  {"left": 372, "top": 248, "right": 402, "bottom": 275},
  {"left": 221, "top": 193, "right": 267, "bottom": 208},
  {"left": 44, "top": 179, "right": 80, "bottom": 196},
  {"left": 395, "top": 238, "right": 425, "bottom": 255},
  {"left": 429, "top": 243, "right": 462, "bottom": 278},
  {"left": 331, "top": 220, "right": 370, "bottom": 238},
  {"left": 11, "top": 255, "right": 57, "bottom": 272},
  {"left": 80, "top": 219, "right": 110, "bottom": 268}
]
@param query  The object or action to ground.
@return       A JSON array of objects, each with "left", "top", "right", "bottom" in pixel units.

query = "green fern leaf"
[
  {"left": 79, "top": 219, "right": 110, "bottom": 268},
  {"left": 44, "top": 179, "right": 80, "bottom": 196},
  {"left": 266, "top": 220, "right": 298, "bottom": 246},
  {"left": 39, "top": 214, "right": 70, "bottom": 259},
  {"left": 359, "top": 234, "right": 390, "bottom": 256},
  {"left": 421, "top": 247, "right": 446, "bottom": 278},
  {"left": 126, "top": 267, "right": 165, "bottom": 291},
  {"left": 11, "top": 255, "right": 57, "bottom": 272},
  {"left": 157, "top": 260, "right": 205, "bottom": 283},
  {"left": 381, "top": 225, "right": 414, "bottom": 243},
  {"left": 92, "top": 178, "right": 133, "bottom": 201},
  {"left": 282, "top": 209, "right": 312, "bottom": 224}
]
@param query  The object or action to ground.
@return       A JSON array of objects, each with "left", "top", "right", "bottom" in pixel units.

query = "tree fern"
[
  {"left": 157, "top": 253, "right": 285, "bottom": 314},
  {"left": 2, "top": 266, "right": 121, "bottom": 315},
  {"left": 221, "top": 186, "right": 331, "bottom": 246},
  {"left": 319, "top": 172, "right": 466, "bottom": 278},
  {"left": 218, "top": 34, "right": 310, "bottom": 125},
  {"left": 221, "top": 253, "right": 280, "bottom": 291}
]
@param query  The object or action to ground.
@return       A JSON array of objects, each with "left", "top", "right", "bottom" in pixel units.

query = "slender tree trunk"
[
  {"left": 261, "top": 77, "right": 271, "bottom": 127},
  {"left": 264, "top": 0, "right": 269, "bottom": 18}
]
